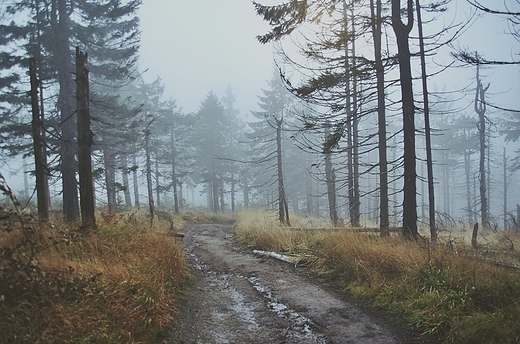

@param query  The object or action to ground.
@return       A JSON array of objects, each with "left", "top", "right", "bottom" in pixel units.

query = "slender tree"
[
  {"left": 29, "top": 58, "right": 49, "bottom": 223},
  {"left": 474, "top": 61, "right": 490, "bottom": 230},
  {"left": 416, "top": 0, "right": 437, "bottom": 241},
  {"left": 76, "top": 48, "right": 96, "bottom": 230},
  {"left": 391, "top": 0, "right": 418, "bottom": 239}
]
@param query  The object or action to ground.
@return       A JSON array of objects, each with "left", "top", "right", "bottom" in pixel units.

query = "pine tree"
[{"left": 0, "top": 0, "right": 141, "bottom": 221}]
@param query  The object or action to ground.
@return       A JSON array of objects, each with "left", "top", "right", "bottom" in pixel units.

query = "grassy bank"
[
  {"left": 235, "top": 209, "right": 520, "bottom": 343},
  {"left": 0, "top": 209, "right": 189, "bottom": 343}
]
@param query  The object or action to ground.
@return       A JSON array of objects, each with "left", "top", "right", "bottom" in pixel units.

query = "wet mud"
[{"left": 166, "top": 224, "right": 406, "bottom": 344}]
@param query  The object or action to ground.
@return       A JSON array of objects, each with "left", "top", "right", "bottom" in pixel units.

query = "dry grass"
[
  {"left": 235, "top": 209, "right": 520, "bottom": 344},
  {"left": 0, "top": 210, "right": 189, "bottom": 344}
]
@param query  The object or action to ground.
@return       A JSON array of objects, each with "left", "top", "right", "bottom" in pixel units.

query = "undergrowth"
[
  {"left": 235, "top": 209, "right": 520, "bottom": 344},
  {"left": 0, "top": 176, "right": 189, "bottom": 343}
]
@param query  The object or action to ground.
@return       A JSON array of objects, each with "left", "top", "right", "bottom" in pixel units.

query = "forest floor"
[{"left": 163, "top": 224, "right": 416, "bottom": 344}]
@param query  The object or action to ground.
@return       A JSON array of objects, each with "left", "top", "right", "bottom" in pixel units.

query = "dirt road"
[{"left": 166, "top": 224, "right": 409, "bottom": 344}]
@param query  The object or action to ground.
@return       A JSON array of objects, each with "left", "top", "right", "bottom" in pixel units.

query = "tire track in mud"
[{"left": 167, "top": 224, "right": 404, "bottom": 344}]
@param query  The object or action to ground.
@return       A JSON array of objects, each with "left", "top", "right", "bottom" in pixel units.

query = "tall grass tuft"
[
  {"left": 0, "top": 209, "right": 189, "bottom": 343},
  {"left": 235, "top": 209, "right": 520, "bottom": 343}
]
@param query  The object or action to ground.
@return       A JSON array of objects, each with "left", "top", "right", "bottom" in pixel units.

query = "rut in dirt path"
[{"left": 167, "top": 224, "right": 406, "bottom": 344}]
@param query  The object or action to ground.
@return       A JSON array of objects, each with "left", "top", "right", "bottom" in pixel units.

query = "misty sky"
[
  {"left": 138, "top": 1, "right": 520, "bottom": 118},
  {"left": 138, "top": 0, "right": 276, "bottom": 115}
]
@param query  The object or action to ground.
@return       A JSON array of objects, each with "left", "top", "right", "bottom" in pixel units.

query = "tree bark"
[
  {"left": 56, "top": 0, "right": 79, "bottom": 222},
  {"left": 391, "top": 0, "right": 418, "bottom": 240},
  {"left": 276, "top": 118, "right": 290, "bottom": 225},
  {"left": 30, "top": 58, "right": 49, "bottom": 224},
  {"left": 154, "top": 146, "right": 161, "bottom": 207},
  {"left": 243, "top": 171, "right": 250, "bottom": 209},
  {"left": 350, "top": 1, "right": 361, "bottom": 228},
  {"left": 464, "top": 139, "right": 473, "bottom": 224},
  {"left": 171, "top": 128, "right": 179, "bottom": 214},
  {"left": 132, "top": 151, "right": 140, "bottom": 208},
  {"left": 324, "top": 123, "right": 338, "bottom": 226},
  {"left": 145, "top": 129, "right": 154, "bottom": 225},
  {"left": 103, "top": 150, "right": 116, "bottom": 213},
  {"left": 370, "top": 0, "right": 389, "bottom": 236},
  {"left": 121, "top": 155, "right": 132, "bottom": 207},
  {"left": 475, "top": 63, "right": 490, "bottom": 230},
  {"left": 416, "top": 0, "right": 437, "bottom": 242},
  {"left": 503, "top": 147, "right": 508, "bottom": 230},
  {"left": 76, "top": 48, "right": 96, "bottom": 230}
]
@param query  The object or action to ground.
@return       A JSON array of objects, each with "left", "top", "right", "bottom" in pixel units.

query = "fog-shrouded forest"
[{"left": 1, "top": 0, "right": 520, "bottom": 238}]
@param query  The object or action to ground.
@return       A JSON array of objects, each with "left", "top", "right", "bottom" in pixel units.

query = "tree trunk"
[
  {"left": 416, "top": 0, "right": 436, "bottom": 241},
  {"left": 350, "top": 1, "right": 361, "bottom": 228},
  {"left": 132, "top": 151, "right": 140, "bottom": 209},
  {"left": 464, "top": 142, "right": 473, "bottom": 224},
  {"left": 391, "top": 0, "right": 418, "bottom": 240},
  {"left": 243, "top": 171, "right": 250, "bottom": 209},
  {"left": 34, "top": 1, "right": 51, "bottom": 208},
  {"left": 306, "top": 172, "right": 313, "bottom": 216},
  {"left": 212, "top": 169, "right": 220, "bottom": 212},
  {"left": 370, "top": 0, "right": 389, "bottom": 236},
  {"left": 171, "top": 128, "right": 179, "bottom": 214},
  {"left": 443, "top": 153, "right": 450, "bottom": 214},
  {"left": 76, "top": 48, "right": 96, "bottom": 230},
  {"left": 57, "top": 0, "right": 79, "bottom": 222},
  {"left": 145, "top": 129, "right": 154, "bottom": 226},
  {"left": 154, "top": 146, "right": 160, "bottom": 207},
  {"left": 30, "top": 58, "right": 49, "bottom": 224},
  {"left": 104, "top": 150, "right": 116, "bottom": 213},
  {"left": 121, "top": 155, "right": 132, "bottom": 207},
  {"left": 475, "top": 63, "right": 490, "bottom": 230},
  {"left": 219, "top": 178, "right": 225, "bottom": 212},
  {"left": 231, "top": 173, "right": 236, "bottom": 212},
  {"left": 276, "top": 118, "right": 290, "bottom": 225},
  {"left": 503, "top": 147, "right": 507, "bottom": 230},
  {"left": 324, "top": 123, "right": 338, "bottom": 226}
]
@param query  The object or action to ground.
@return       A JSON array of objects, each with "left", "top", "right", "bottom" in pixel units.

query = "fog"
[
  {"left": 138, "top": 0, "right": 275, "bottom": 115},
  {"left": 1, "top": 0, "right": 520, "bottom": 230}
]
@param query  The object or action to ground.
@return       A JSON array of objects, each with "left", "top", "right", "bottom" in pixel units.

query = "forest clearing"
[
  {"left": 1, "top": 200, "right": 520, "bottom": 343},
  {"left": 2, "top": 0, "right": 520, "bottom": 343}
]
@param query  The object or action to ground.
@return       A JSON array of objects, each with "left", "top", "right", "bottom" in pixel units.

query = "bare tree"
[
  {"left": 76, "top": 48, "right": 96, "bottom": 231},
  {"left": 391, "top": 0, "right": 418, "bottom": 240},
  {"left": 29, "top": 58, "right": 49, "bottom": 224},
  {"left": 474, "top": 61, "right": 490, "bottom": 230}
]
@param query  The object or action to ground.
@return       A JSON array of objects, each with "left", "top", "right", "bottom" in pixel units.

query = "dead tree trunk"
[
  {"left": 464, "top": 139, "right": 473, "bottom": 225},
  {"left": 324, "top": 123, "right": 338, "bottom": 226},
  {"left": 416, "top": 0, "right": 437, "bottom": 242},
  {"left": 57, "top": 0, "right": 79, "bottom": 222},
  {"left": 171, "top": 128, "right": 179, "bottom": 214},
  {"left": 121, "top": 155, "right": 132, "bottom": 207},
  {"left": 145, "top": 129, "right": 154, "bottom": 226},
  {"left": 154, "top": 145, "right": 161, "bottom": 207},
  {"left": 132, "top": 150, "right": 140, "bottom": 209},
  {"left": 392, "top": 0, "right": 418, "bottom": 240},
  {"left": 76, "top": 48, "right": 96, "bottom": 230},
  {"left": 503, "top": 147, "right": 508, "bottom": 230},
  {"left": 276, "top": 117, "right": 290, "bottom": 225},
  {"left": 30, "top": 58, "right": 49, "bottom": 224},
  {"left": 103, "top": 150, "right": 116, "bottom": 213},
  {"left": 475, "top": 62, "right": 490, "bottom": 230},
  {"left": 350, "top": 2, "right": 361, "bottom": 228},
  {"left": 370, "top": 0, "right": 389, "bottom": 236}
]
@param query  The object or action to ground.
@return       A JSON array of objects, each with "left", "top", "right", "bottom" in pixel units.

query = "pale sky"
[
  {"left": 138, "top": 1, "right": 520, "bottom": 117},
  {"left": 138, "top": 0, "right": 276, "bottom": 115}
]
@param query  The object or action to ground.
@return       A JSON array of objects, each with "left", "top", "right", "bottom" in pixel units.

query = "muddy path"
[{"left": 166, "top": 224, "right": 410, "bottom": 344}]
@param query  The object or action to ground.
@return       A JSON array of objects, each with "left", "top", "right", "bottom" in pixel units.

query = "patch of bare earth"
[{"left": 164, "top": 224, "right": 412, "bottom": 344}]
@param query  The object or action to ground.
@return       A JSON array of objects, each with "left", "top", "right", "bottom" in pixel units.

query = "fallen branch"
[{"left": 253, "top": 250, "right": 300, "bottom": 265}]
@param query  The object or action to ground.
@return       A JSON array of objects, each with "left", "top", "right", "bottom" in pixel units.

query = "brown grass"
[
  {"left": 235, "top": 209, "right": 520, "bottom": 344},
  {"left": 0, "top": 210, "right": 189, "bottom": 343}
]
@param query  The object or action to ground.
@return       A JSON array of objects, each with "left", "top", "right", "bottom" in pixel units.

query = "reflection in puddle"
[{"left": 248, "top": 277, "right": 327, "bottom": 343}]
